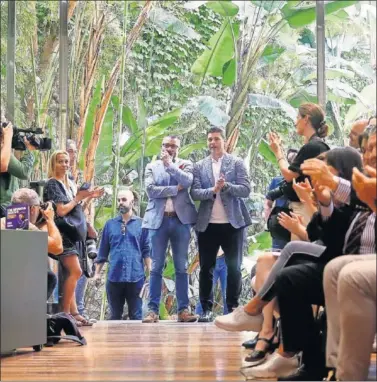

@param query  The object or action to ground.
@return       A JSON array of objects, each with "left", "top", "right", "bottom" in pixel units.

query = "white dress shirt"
[{"left": 210, "top": 156, "right": 229, "bottom": 224}]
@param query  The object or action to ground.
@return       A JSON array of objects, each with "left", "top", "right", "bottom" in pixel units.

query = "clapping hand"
[
  {"left": 352, "top": 166, "right": 377, "bottom": 211},
  {"left": 214, "top": 174, "right": 226, "bottom": 193},
  {"left": 277, "top": 212, "right": 304, "bottom": 234},
  {"left": 268, "top": 132, "right": 282, "bottom": 156},
  {"left": 293, "top": 178, "right": 314, "bottom": 204},
  {"left": 301, "top": 159, "right": 336, "bottom": 189},
  {"left": 89, "top": 187, "right": 105, "bottom": 199}
]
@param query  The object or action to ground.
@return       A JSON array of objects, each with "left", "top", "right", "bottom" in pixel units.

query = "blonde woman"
[{"left": 44, "top": 150, "right": 103, "bottom": 326}]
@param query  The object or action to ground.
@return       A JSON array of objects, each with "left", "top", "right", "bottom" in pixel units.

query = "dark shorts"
[{"left": 48, "top": 237, "right": 84, "bottom": 261}]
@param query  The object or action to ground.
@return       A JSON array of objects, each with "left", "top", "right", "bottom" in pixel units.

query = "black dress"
[{"left": 43, "top": 178, "right": 83, "bottom": 260}]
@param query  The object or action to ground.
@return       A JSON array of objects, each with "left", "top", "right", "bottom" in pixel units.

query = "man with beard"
[
  {"left": 94, "top": 189, "right": 151, "bottom": 320},
  {"left": 142, "top": 135, "right": 198, "bottom": 323}
]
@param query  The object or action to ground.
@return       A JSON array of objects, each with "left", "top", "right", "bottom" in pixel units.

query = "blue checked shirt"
[{"left": 97, "top": 215, "right": 151, "bottom": 282}]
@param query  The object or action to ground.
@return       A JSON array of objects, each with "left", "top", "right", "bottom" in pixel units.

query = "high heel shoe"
[{"left": 244, "top": 318, "right": 280, "bottom": 366}]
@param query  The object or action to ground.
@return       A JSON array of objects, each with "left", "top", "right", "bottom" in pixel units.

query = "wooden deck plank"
[{"left": 1, "top": 321, "right": 375, "bottom": 381}]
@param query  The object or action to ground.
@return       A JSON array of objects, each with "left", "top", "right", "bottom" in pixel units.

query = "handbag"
[
  {"left": 55, "top": 203, "right": 87, "bottom": 243},
  {"left": 267, "top": 205, "right": 292, "bottom": 242}
]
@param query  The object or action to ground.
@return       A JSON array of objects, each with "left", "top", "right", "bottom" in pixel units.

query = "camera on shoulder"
[{"left": 1, "top": 122, "right": 52, "bottom": 151}]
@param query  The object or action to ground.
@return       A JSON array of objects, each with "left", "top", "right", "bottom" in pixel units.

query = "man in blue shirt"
[{"left": 95, "top": 189, "right": 151, "bottom": 320}]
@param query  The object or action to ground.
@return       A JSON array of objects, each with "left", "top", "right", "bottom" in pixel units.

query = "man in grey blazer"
[
  {"left": 142, "top": 135, "right": 198, "bottom": 323},
  {"left": 191, "top": 127, "right": 251, "bottom": 322}
]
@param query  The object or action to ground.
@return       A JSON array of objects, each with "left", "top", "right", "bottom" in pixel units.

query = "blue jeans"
[
  {"left": 148, "top": 217, "right": 191, "bottom": 314},
  {"left": 106, "top": 278, "right": 144, "bottom": 320},
  {"left": 195, "top": 256, "right": 228, "bottom": 315},
  {"left": 272, "top": 238, "right": 288, "bottom": 250},
  {"left": 75, "top": 273, "right": 88, "bottom": 315}
]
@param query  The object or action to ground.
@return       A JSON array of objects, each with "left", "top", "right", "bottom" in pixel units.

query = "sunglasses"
[{"left": 121, "top": 222, "right": 127, "bottom": 236}]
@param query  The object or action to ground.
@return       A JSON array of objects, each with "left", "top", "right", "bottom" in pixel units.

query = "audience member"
[
  {"left": 268, "top": 103, "right": 330, "bottom": 238},
  {"left": 348, "top": 119, "right": 368, "bottom": 149},
  {"left": 44, "top": 150, "right": 103, "bottom": 326}
]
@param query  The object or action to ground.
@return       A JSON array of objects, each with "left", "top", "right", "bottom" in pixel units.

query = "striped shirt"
[{"left": 319, "top": 177, "right": 376, "bottom": 255}]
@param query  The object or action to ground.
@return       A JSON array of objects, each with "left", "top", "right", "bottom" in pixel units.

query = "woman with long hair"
[{"left": 44, "top": 150, "right": 103, "bottom": 326}]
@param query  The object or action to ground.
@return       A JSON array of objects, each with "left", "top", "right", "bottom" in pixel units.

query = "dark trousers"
[
  {"left": 47, "top": 269, "right": 57, "bottom": 300},
  {"left": 275, "top": 260, "right": 326, "bottom": 373},
  {"left": 198, "top": 223, "right": 244, "bottom": 312},
  {"left": 106, "top": 278, "right": 144, "bottom": 320}
]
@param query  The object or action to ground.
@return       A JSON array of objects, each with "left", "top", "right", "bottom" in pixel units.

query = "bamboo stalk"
[
  {"left": 82, "top": 0, "right": 154, "bottom": 183},
  {"left": 112, "top": 1, "right": 129, "bottom": 216}
]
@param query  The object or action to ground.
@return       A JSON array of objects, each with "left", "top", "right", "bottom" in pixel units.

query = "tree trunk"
[{"left": 83, "top": 0, "right": 154, "bottom": 183}]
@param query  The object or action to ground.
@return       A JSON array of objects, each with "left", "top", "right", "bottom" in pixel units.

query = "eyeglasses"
[
  {"left": 121, "top": 222, "right": 127, "bottom": 236},
  {"left": 162, "top": 143, "right": 179, "bottom": 149}
]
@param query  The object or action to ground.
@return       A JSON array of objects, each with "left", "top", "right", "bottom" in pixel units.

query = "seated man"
[
  {"left": 1, "top": 188, "right": 63, "bottom": 299},
  {"left": 324, "top": 165, "right": 376, "bottom": 381}
]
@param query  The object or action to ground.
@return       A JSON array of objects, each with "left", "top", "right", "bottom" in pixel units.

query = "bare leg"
[
  {"left": 245, "top": 253, "right": 277, "bottom": 315},
  {"left": 60, "top": 255, "right": 82, "bottom": 313},
  {"left": 254, "top": 300, "right": 276, "bottom": 352}
]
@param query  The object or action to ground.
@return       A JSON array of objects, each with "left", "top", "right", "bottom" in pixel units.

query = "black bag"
[
  {"left": 55, "top": 203, "right": 87, "bottom": 243},
  {"left": 267, "top": 205, "right": 292, "bottom": 242},
  {"left": 47, "top": 312, "right": 86, "bottom": 346}
]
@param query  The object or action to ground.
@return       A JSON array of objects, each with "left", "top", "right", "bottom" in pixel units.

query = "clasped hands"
[{"left": 213, "top": 174, "right": 226, "bottom": 193}]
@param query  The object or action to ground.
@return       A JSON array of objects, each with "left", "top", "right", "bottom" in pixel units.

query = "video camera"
[{"left": 1, "top": 122, "right": 52, "bottom": 151}]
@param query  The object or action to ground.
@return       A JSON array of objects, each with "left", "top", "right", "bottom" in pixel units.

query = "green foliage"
[
  {"left": 282, "top": 0, "right": 358, "bottom": 29},
  {"left": 191, "top": 19, "right": 240, "bottom": 85}
]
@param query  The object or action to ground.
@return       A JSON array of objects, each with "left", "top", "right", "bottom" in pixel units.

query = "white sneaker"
[
  {"left": 241, "top": 351, "right": 299, "bottom": 379},
  {"left": 214, "top": 306, "right": 263, "bottom": 332}
]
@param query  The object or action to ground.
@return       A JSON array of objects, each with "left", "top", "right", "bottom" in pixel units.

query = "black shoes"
[
  {"left": 242, "top": 335, "right": 259, "bottom": 349},
  {"left": 198, "top": 310, "right": 214, "bottom": 323}
]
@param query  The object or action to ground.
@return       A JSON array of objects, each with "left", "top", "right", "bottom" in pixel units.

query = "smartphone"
[{"left": 79, "top": 182, "right": 91, "bottom": 191}]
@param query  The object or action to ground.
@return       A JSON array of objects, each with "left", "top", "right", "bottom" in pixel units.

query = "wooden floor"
[{"left": 1, "top": 321, "right": 376, "bottom": 381}]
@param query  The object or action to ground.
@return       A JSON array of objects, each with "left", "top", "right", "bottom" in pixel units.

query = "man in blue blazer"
[
  {"left": 191, "top": 127, "right": 251, "bottom": 322},
  {"left": 142, "top": 135, "right": 198, "bottom": 323}
]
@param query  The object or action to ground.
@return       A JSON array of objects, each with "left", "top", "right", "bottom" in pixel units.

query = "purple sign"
[{"left": 5, "top": 204, "right": 30, "bottom": 230}]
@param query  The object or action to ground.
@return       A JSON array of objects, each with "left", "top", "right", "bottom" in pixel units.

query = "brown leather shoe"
[
  {"left": 142, "top": 311, "right": 159, "bottom": 323},
  {"left": 177, "top": 309, "right": 198, "bottom": 323}
]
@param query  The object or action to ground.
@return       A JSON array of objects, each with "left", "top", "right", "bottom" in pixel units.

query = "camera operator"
[
  {"left": 268, "top": 103, "right": 330, "bottom": 240},
  {"left": 0, "top": 121, "right": 36, "bottom": 216},
  {"left": 0, "top": 122, "right": 13, "bottom": 172},
  {"left": 0, "top": 188, "right": 63, "bottom": 300}
]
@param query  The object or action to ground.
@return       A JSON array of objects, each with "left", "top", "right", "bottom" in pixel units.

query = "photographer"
[
  {"left": 268, "top": 103, "right": 330, "bottom": 239},
  {"left": 0, "top": 188, "right": 63, "bottom": 300},
  {"left": 0, "top": 122, "right": 35, "bottom": 214}
]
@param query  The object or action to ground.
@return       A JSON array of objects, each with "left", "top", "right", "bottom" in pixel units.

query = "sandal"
[
  {"left": 71, "top": 313, "right": 93, "bottom": 327},
  {"left": 244, "top": 336, "right": 274, "bottom": 365}
]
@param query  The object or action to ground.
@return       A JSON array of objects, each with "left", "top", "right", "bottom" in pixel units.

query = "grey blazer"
[
  {"left": 191, "top": 153, "right": 252, "bottom": 232},
  {"left": 142, "top": 159, "right": 197, "bottom": 230}
]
